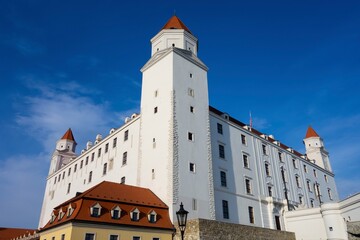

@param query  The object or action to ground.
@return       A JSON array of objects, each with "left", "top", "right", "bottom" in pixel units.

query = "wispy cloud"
[{"left": 253, "top": 116, "right": 271, "bottom": 130}]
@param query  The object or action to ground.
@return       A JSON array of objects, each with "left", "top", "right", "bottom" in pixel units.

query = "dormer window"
[
  {"left": 90, "top": 203, "right": 102, "bottom": 217},
  {"left": 130, "top": 208, "right": 140, "bottom": 221},
  {"left": 50, "top": 211, "right": 58, "bottom": 223},
  {"left": 148, "top": 210, "right": 157, "bottom": 223},
  {"left": 111, "top": 206, "right": 121, "bottom": 219},
  {"left": 67, "top": 203, "right": 76, "bottom": 217},
  {"left": 58, "top": 208, "right": 65, "bottom": 220}
]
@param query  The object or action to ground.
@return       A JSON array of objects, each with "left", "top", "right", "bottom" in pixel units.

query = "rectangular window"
[
  {"left": 122, "top": 152, "right": 127, "bottom": 165},
  {"left": 105, "top": 143, "right": 109, "bottom": 153},
  {"left": 275, "top": 216, "right": 281, "bottom": 230},
  {"left": 299, "top": 196, "right": 303, "bottom": 204},
  {"left": 80, "top": 160, "right": 83, "bottom": 169},
  {"left": 307, "top": 180, "right": 311, "bottom": 192},
  {"left": 91, "top": 153, "right": 95, "bottom": 162},
  {"left": 304, "top": 164, "right": 307, "bottom": 173},
  {"left": 188, "top": 88, "right": 194, "bottom": 97},
  {"left": 188, "top": 132, "right": 194, "bottom": 141},
  {"left": 222, "top": 200, "right": 229, "bottom": 219},
  {"left": 121, "top": 176, "right": 125, "bottom": 184},
  {"left": 67, "top": 183, "right": 71, "bottom": 194},
  {"left": 68, "top": 168, "right": 71, "bottom": 176},
  {"left": 217, "top": 123, "right": 223, "bottom": 134},
  {"left": 296, "top": 176, "right": 301, "bottom": 188},
  {"left": 52, "top": 237, "right": 55, "bottom": 240},
  {"left": 109, "top": 235, "right": 118, "bottom": 240},
  {"left": 98, "top": 148, "right": 101, "bottom": 158},
  {"left": 192, "top": 198, "right": 197, "bottom": 211},
  {"left": 310, "top": 199, "right": 314, "bottom": 207},
  {"left": 243, "top": 154, "right": 249, "bottom": 168},
  {"left": 189, "top": 163, "right": 195, "bottom": 172},
  {"left": 241, "top": 134, "right": 246, "bottom": 145},
  {"left": 262, "top": 144, "right": 267, "bottom": 155},
  {"left": 324, "top": 175, "right": 328, "bottom": 182},
  {"left": 219, "top": 144, "right": 225, "bottom": 158},
  {"left": 328, "top": 188, "right": 333, "bottom": 200},
  {"left": 74, "top": 164, "right": 77, "bottom": 172},
  {"left": 190, "top": 106, "right": 194, "bottom": 113},
  {"left": 86, "top": 156, "right": 89, "bottom": 165},
  {"left": 292, "top": 159, "right": 297, "bottom": 168},
  {"left": 85, "top": 233, "right": 95, "bottom": 240},
  {"left": 124, "top": 130, "right": 129, "bottom": 141},
  {"left": 54, "top": 176, "right": 57, "bottom": 184},
  {"left": 248, "top": 206, "right": 254, "bottom": 223},
  {"left": 245, "top": 179, "right": 252, "bottom": 194},
  {"left": 278, "top": 152, "right": 283, "bottom": 162},
  {"left": 61, "top": 234, "right": 65, "bottom": 240},
  {"left": 88, "top": 171, "right": 92, "bottom": 183},
  {"left": 220, "top": 171, "right": 227, "bottom": 187},
  {"left": 265, "top": 163, "right": 270, "bottom": 176},
  {"left": 153, "top": 238, "right": 160, "bottom": 240},
  {"left": 268, "top": 186, "right": 272, "bottom": 197},
  {"left": 133, "top": 237, "right": 141, "bottom": 240},
  {"left": 62, "top": 172, "right": 65, "bottom": 179},
  {"left": 103, "top": 163, "right": 107, "bottom": 175},
  {"left": 154, "top": 106, "right": 158, "bottom": 113},
  {"left": 113, "top": 138, "right": 117, "bottom": 148},
  {"left": 313, "top": 169, "right": 317, "bottom": 177}
]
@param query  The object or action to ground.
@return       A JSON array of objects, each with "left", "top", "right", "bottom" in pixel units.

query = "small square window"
[
  {"left": 190, "top": 73, "right": 193, "bottom": 78},
  {"left": 188, "top": 132, "right": 194, "bottom": 141}
]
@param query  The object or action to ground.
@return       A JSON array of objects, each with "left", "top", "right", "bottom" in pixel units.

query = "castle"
[{"left": 39, "top": 16, "right": 338, "bottom": 231}]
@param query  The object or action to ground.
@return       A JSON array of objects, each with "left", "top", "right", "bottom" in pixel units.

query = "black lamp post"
[{"left": 176, "top": 202, "right": 188, "bottom": 240}]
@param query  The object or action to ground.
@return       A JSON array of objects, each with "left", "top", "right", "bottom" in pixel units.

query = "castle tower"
[
  {"left": 49, "top": 128, "right": 77, "bottom": 174},
  {"left": 303, "top": 126, "right": 332, "bottom": 171},
  {"left": 138, "top": 16, "right": 215, "bottom": 221}
]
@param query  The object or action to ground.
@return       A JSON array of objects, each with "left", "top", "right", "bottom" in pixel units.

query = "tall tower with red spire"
[
  {"left": 49, "top": 128, "right": 78, "bottom": 174},
  {"left": 303, "top": 126, "right": 332, "bottom": 171}
]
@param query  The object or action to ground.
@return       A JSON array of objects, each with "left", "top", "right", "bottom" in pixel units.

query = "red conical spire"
[
  {"left": 161, "top": 15, "right": 192, "bottom": 34},
  {"left": 61, "top": 128, "right": 76, "bottom": 143},
  {"left": 305, "top": 126, "right": 320, "bottom": 138}
]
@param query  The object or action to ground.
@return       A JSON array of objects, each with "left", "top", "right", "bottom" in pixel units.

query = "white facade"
[{"left": 39, "top": 16, "right": 340, "bottom": 233}]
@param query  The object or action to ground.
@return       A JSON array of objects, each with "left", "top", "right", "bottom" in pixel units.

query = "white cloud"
[{"left": 253, "top": 116, "right": 271, "bottom": 130}]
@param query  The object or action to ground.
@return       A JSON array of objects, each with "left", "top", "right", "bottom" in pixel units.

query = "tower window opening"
[
  {"left": 190, "top": 106, "right": 194, "bottom": 113},
  {"left": 190, "top": 73, "right": 193, "bottom": 78},
  {"left": 172, "top": 43, "right": 175, "bottom": 47}
]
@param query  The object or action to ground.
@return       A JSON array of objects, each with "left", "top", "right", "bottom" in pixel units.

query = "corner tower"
[
  {"left": 138, "top": 16, "right": 215, "bottom": 221},
  {"left": 303, "top": 126, "right": 332, "bottom": 171}
]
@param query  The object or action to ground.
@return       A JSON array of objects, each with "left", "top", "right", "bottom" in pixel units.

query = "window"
[
  {"left": 243, "top": 154, "right": 249, "bottom": 168},
  {"left": 74, "top": 164, "right": 77, "bottom": 172},
  {"left": 154, "top": 106, "right": 158, "bottom": 113},
  {"left": 275, "top": 216, "right": 281, "bottom": 230},
  {"left": 189, "top": 163, "right": 195, "bottom": 173},
  {"left": 103, "top": 163, "right": 107, "bottom": 175},
  {"left": 152, "top": 169, "right": 155, "bottom": 179},
  {"left": 220, "top": 171, "right": 227, "bottom": 187},
  {"left": 299, "top": 196, "right": 303, "bottom": 204},
  {"left": 262, "top": 144, "right": 267, "bottom": 155},
  {"left": 122, "top": 152, "right": 127, "bottom": 165},
  {"left": 133, "top": 237, "right": 140, "bottom": 240},
  {"left": 85, "top": 233, "right": 95, "bottom": 240},
  {"left": 292, "top": 159, "right": 297, "bottom": 168},
  {"left": 61, "top": 234, "right": 65, "bottom": 240},
  {"left": 324, "top": 175, "right": 328, "bottom": 182},
  {"left": 131, "top": 208, "right": 140, "bottom": 221},
  {"left": 248, "top": 206, "right": 254, "bottom": 223},
  {"left": 121, "top": 176, "right": 125, "bottom": 184},
  {"left": 86, "top": 156, "right": 89, "bottom": 165},
  {"left": 98, "top": 148, "right": 101, "bottom": 158},
  {"left": 105, "top": 143, "right": 109, "bottom": 153},
  {"left": 265, "top": 163, "right": 270, "bottom": 176},
  {"left": 304, "top": 164, "right": 307, "bottom": 173},
  {"left": 190, "top": 106, "right": 194, "bottom": 113},
  {"left": 80, "top": 160, "right": 83, "bottom": 169},
  {"left": 295, "top": 175, "right": 301, "bottom": 188},
  {"left": 192, "top": 198, "right": 197, "bottom": 211},
  {"left": 245, "top": 179, "right": 252, "bottom": 194},
  {"left": 217, "top": 123, "right": 223, "bottom": 134},
  {"left": 310, "top": 199, "right": 314, "bottom": 207},
  {"left": 313, "top": 169, "right": 317, "bottom": 177},
  {"left": 278, "top": 152, "right": 283, "bottom": 162},
  {"left": 111, "top": 206, "right": 121, "bottom": 219},
  {"left": 52, "top": 237, "right": 55, "bottom": 240},
  {"left": 148, "top": 210, "right": 157, "bottom": 223},
  {"left": 328, "top": 188, "right": 333, "bottom": 200},
  {"left": 153, "top": 238, "right": 160, "bottom": 240},
  {"left": 88, "top": 171, "right": 92, "bottom": 183},
  {"left": 222, "top": 200, "right": 229, "bottom": 219},
  {"left": 109, "top": 235, "right": 118, "bottom": 240},
  {"left": 307, "top": 180, "right": 311, "bottom": 192},
  {"left": 190, "top": 73, "right": 193, "bottom": 78},
  {"left": 241, "top": 134, "right": 246, "bottom": 145},
  {"left": 113, "top": 138, "right": 117, "bottom": 148},
  {"left": 219, "top": 144, "right": 225, "bottom": 158},
  {"left": 91, "top": 153, "right": 95, "bottom": 162},
  {"left": 188, "top": 88, "right": 194, "bottom": 97},
  {"left": 268, "top": 186, "right": 272, "bottom": 197},
  {"left": 91, "top": 203, "right": 101, "bottom": 217},
  {"left": 62, "top": 172, "right": 65, "bottom": 179},
  {"left": 67, "top": 183, "right": 71, "bottom": 194},
  {"left": 124, "top": 130, "right": 129, "bottom": 141},
  {"left": 188, "top": 132, "right": 194, "bottom": 141}
]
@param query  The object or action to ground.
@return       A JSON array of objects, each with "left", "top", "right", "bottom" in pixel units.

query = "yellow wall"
[{"left": 40, "top": 222, "right": 173, "bottom": 240}]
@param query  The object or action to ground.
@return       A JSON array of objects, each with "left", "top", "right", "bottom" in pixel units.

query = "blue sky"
[{"left": 0, "top": 1, "right": 359, "bottom": 228}]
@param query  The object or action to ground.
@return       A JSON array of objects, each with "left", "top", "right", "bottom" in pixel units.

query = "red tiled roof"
[
  {"left": 0, "top": 228, "right": 36, "bottom": 240},
  {"left": 161, "top": 15, "right": 192, "bottom": 34},
  {"left": 305, "top": 126, "right": 320, "bottom": 138},
  {"left": 61, "top": 128, "right": 76, "bottom": 142},
  {"left": 41, "top": 181, "right": 173, "bottom": 232}
]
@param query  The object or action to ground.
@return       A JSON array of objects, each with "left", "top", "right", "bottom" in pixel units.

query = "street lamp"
[{"left": 176, "top": 202, "right": 188, "bottom": 240}]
